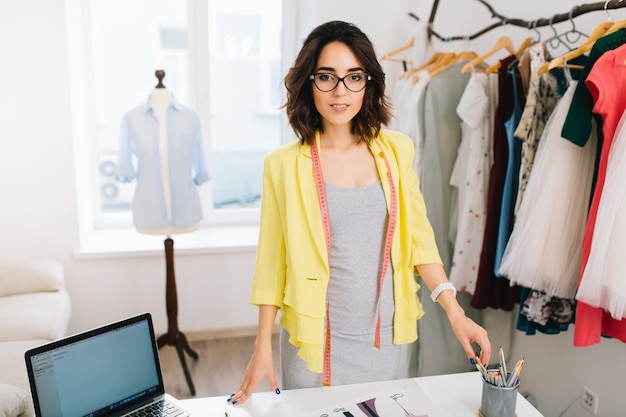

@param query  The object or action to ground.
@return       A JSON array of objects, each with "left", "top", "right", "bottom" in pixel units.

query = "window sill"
[{"left": 74, "top": 224, "right": 259, "bottom": 260}]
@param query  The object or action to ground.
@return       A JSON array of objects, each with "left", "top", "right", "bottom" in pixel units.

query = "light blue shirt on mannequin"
[{"left": 115, "top": 96, "right": 210, "bottom": 230}]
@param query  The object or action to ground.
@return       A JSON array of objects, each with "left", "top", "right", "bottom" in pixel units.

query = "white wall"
[{"left": 1, "top": 0, "right": 626, "bottom": 416}]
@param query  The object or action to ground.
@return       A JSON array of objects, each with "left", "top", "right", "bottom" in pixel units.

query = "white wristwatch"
[{"left": 430, "top": 282, "right": 457, "bottom": 302}]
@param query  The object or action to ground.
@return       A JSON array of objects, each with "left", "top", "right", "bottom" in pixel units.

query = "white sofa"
[{"left": 0, "top": 261, "right": 71, "bottom": 417}]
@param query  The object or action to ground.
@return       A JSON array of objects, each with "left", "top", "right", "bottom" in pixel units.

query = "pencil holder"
[{"left": 479, "top": 371, "right": 519, "bottom": 417}]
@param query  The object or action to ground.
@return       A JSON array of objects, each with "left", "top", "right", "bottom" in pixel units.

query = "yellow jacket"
[{"left": 250, "top": 129, "right": 442, "bottom": 373}]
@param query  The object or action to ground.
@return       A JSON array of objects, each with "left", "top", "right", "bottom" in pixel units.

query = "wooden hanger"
[
  {"left": 402, "top": 51, "right": 450, "bottom": 80},
  {"left": 398, "top": 51, "right": 443, "bottom": 79},
  {"left": 413, "top": 52, "right": 457, "bottom": 83},
  {"left": 420, "top": 33, "right": 478, "bottom": 82},
  {"left": 485, "top": 37, "right": 533, "bottom": 74},
  {"left": 515, "top": 37, "right": 534, "bottom": 57},
  {"left": 461, "top": 36, "right": 516, "bottom": 73},
  {"left": 380, "top": 37, "right": 415, "bottom": 61},
  {"left": 424, "top": 52, "right": 459, "bottom": 79},
  {"left": 539, "top": 20, "right": 614, "bottom": 74},
  {"left": 421, "top": 50, "right": 478, "bottom": 81},
  {"left": 603, "top": 18, "right": 626, "bottom": 36},
  {"left": 451, "top": 50, "right": 479, "bottom": 64}
]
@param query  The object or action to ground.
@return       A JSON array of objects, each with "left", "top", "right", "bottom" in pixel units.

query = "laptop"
[{"left": 24, "top": 312, "right": 191, "bottom": 417}]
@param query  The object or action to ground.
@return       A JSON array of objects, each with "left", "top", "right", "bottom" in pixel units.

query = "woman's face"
[{"left": 311, "top": 41, "right": 366, "bottom": 132}]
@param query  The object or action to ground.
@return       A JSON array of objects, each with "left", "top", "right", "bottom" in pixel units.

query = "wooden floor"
[{"left": 158, "top": 333, "right": 280, "bottom": 400}]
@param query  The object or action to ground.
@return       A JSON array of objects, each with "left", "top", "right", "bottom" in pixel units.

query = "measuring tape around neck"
[{"left": 310, "top": 134, "right": 398, "bottom": 386}]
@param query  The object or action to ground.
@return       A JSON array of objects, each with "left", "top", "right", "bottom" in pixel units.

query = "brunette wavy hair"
[{"left": 283, "top": 21, "right": 392, "bottom": 144}]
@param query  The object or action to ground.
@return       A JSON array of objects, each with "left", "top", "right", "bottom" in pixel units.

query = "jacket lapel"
[
  {"left": 369, "top": 138, "right": 394, "bottom": 214},
  {"left": 296, "top": 140, "right": 329, "bottom": 268}
]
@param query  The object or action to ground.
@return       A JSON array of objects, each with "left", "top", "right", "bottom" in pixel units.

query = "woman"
[{"left": 229, "top": 20, "right": 491, "bottom": 405}]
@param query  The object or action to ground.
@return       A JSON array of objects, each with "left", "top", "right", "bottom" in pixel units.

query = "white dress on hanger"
[
  {"left": 390, "top": 76, "right": 412, "bottom": 130},
  {"left": 391, "top": 70, "right": 430, "bottom": 175},
  {"left": 576, "top": 110, "right": 626, "bottom": 319},
  {"left": 497, "top": 76, "right": 597, "bottom": 299},
  {"left": 449, "top": 72, "right": 491, "bottom": 294}
]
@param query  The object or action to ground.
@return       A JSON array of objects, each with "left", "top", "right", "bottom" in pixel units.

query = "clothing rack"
[{"left": 426, "top": 0, "right": 626, "bottom": 42}]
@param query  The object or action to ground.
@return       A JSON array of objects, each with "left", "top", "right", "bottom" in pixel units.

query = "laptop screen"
[{"left": 25, "top": 313, "right": 164, "bottom": 417}]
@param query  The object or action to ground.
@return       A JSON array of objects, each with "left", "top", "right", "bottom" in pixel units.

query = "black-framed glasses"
[{"left": 309, "top": 72, "right": 371, "bottom": 92}]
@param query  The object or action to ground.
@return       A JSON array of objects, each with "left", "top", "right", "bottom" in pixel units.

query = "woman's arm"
[
  {"left": 416, "top": 263, "right": 492, "bottom": 366},
  {"left": 229, "top": 304, "right": 280, "bottom": 406}
]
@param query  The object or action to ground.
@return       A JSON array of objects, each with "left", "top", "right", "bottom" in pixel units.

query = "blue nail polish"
[
  {"left": 232, "top": 400, "right": 238, "bottom": 405},
  {"left": 469, "top": 357, "right": 476, "bottom": 365},
  {"left": 275, "top": 388, "right": 281, "bottom": 395},
  {"left": 226, "top": 397, "right": 231, "bottom": 403}
]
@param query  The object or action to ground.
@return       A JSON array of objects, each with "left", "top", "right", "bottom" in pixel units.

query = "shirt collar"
[{"left": 142, "top": 93, "right": 183, "bottom": 114}]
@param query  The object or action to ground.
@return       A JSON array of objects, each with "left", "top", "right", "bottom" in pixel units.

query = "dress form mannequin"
[
  {"left": 116, "top": 71, "right": 209, "bottom": 393},
  {"left": 145, "top": 70, "right": 199, "bottom": 396},
  {"left": 116, "top": 68, "right": 209, "bottom": 233},
  {"left": 137, "top": 75, "right": 200, "bottom": 236}
]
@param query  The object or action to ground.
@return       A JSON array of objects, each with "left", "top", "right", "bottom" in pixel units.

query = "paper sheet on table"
[
  {"left": 300, "top": 384, "right": 448, "bottom": 417},
  {"left": 223, "top": 395, "right": 303, "bottom": 417}
]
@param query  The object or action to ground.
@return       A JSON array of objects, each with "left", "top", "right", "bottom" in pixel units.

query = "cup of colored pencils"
[{"left": 473, "top": 347, "right": 524, "bottom": 417}]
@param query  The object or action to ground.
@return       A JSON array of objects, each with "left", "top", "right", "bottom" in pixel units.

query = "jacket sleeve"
[
  {"left": 249, "top": 156, "right": 287, "bottom": 307},
  {"left": 390, "top": 132, "right": 443, "bottom": 269}
]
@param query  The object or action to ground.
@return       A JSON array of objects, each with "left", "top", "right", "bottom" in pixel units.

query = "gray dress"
[{"left": 281, "top": 181, "right": 401, "bottom": 389}]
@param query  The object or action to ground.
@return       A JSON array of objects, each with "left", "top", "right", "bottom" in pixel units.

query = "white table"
[{"left": 178, "top": 371, "right": 544, "bottom": 416}]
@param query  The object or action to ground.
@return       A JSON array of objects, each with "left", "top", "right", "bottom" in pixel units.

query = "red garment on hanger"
[{"left": 564, "top": 35, "right": 626, "bottom": 346}]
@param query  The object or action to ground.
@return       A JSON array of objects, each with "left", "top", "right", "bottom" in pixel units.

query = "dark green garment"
[{"left": 561, "top": 29, "right": 626, "bottom": 146}]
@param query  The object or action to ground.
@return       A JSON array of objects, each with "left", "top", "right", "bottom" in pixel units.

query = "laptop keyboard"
[{"left": 126, "top": 399, "right": 187, "bottom": 417}]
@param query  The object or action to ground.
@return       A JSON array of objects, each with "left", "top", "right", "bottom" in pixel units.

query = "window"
[
  {"left": 207, "top": 1, "right": 283, "bottom": 209},
  {"left": 79, "top": 0, "right": 287, "bottom": 231}
]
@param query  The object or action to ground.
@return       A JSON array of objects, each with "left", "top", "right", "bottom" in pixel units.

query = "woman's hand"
[
  {"left": 228, "top": 345, "right": 279, "bottom": 406},
  {"left": 228, "top": 304, "right": 280, "bottom": 406},
  {"left": 444, "top": 301, "right": 492, "bottom": 366}
]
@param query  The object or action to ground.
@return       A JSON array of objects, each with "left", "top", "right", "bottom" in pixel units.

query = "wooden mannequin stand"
[{"left": 156, "top": 237, "right": 198, "bottom": 396}]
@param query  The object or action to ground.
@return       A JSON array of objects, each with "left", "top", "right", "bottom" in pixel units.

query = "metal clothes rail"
[{"left": 425, "top": 0, "right": 626, "bottom": 41}]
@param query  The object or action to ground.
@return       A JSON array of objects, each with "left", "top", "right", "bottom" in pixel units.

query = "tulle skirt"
[
  {"left": 577, "top": 110, "right": 626, "bottom": 319},
  {"left": 498, "top": 81, "right": 597, "bottom": 299}
]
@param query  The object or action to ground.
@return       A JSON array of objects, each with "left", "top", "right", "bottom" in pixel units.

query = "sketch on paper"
[{"left": 302, "top": 384, "right": 447, "bottom": 417}]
